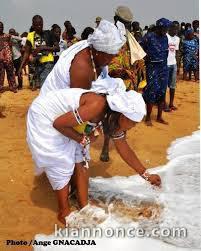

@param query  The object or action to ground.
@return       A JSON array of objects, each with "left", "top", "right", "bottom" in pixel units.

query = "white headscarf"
[
  {"left": 91, "top": 77, "right": 146, "bottom": 122},
  {"left": 87, "top": 20, "right": 126, "bottom": 55}
]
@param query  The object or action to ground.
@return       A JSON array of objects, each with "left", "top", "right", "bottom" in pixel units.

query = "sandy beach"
[{"left": 0, "top": 76, "right": 199, "bottom": 249}]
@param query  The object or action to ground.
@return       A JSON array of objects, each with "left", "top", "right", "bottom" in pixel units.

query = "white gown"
[
  {"left": 40, "top": 40, "right": 108, "bottom": 97},
  {"left": 27, "top": 88, "right": 90, "bottom": 191}
]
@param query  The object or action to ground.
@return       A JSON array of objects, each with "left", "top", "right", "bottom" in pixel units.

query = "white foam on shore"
[{"left": 34, "top": 131, "right": 200, "bottom": 251}]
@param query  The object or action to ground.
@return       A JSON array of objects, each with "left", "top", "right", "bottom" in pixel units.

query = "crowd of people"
[
  {"left": 0, "top": 12, "right": 199, "bottom": 94},
  {"left": 0, "top": 6, "right": 199, "bottom": 224}
]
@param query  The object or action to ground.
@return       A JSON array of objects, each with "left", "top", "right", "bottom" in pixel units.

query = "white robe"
[
  {"left": 36, "top": 40, "right": 108, "bottom": 190},
  {"left": 39, "top": 40, "right": 108, "bottom": 97},
  {"left": 27, "top": 88, "right": 90, "bottom": 190}
]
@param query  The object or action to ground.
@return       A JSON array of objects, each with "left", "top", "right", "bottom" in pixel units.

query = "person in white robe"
[
  {"left": 27, "top": 77, "right": 161, "bottom": 225},
  {"left": 39, "top": 19, "right": 126, "bottom": 96}
]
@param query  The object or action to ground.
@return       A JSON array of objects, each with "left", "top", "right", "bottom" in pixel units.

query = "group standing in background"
[
  {"left": 0, "top": 11, "right": 199, "bottom": 132},
  {"left": 0, "top": 16, "right": 199, "bottom": 94}
]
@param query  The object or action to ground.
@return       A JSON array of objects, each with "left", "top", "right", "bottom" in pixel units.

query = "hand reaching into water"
[{"left": 148, "top": 174, "right": 161, "bottom": 187}]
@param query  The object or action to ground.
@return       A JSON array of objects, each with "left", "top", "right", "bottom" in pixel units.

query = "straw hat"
[
  {"left": 95, "top": 17, "right": 102, "bottom": 23},
  {"left": 115, "top": 6, "right": 133, "bottom": 22}
]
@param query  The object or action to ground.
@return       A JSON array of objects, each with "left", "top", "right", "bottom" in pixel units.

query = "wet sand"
[{"left": 0, "top": 76, "right": 199, "bottom": 249}]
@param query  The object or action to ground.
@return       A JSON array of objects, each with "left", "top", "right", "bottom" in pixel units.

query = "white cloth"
[
  {"left": 27, "top": 78, "right": 146, "bottom": 190},
  {"left": 27, "top": 88, "right": 90, "bottom": 190},
  {"left": 11, "top": 36, "right": 22, "bottom": 60},
  {"left": 57, "top": 39, "right": 68, "bottom": 57},
  {"left": 126, "top": 30, "right": 146, "bottom": 64},
  {"left": 91, "top": 77, "right": 146, "bottom": 122},
  {"left": 40, "top": 40, "right": 108, "bottom": 97},
  {"left": 21, "top": 37, "right": 27, "bottom": 46},
  {"left": 87, "top": 20, "right": 126, "bottom": 54},
  {"left": 167, "top": 34, "right": 180, "bottom": 66},
  {"left": 38, "top": 40, "right": 109, "bottom": 189}
]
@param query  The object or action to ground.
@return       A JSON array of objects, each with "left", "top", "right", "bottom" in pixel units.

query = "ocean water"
[{"left": 34, "top": 131, "right": 200, "bottom": 251}]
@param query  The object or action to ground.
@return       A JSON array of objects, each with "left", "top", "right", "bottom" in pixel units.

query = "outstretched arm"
[{"left": 114, "top": 136, "right": 161, "bottom": 187}]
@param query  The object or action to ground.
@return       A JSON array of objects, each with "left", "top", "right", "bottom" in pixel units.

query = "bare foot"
[
  {"left": 57, "top": 209, "right": 71, "bottom": 225},
  {"left": 163, "top": 107, "right": 171, "bottom": 112},
  {"left": 156, "top": 118, "right": 168, "bottom": 125},
  {"left": 100, "top": 151, "right": 109, "bottom": 162},
  {"left": 169, "top": 105, "right": 177, "bottom": 111},
  {"left": 89, "top": 199, "right": 101, "bottom": 207},
  {"left": 31, "top": 87, "right": 37, "bottom": 91},
  {"left": 9, "top": 87, "right": 18, "bottom": 93},
  {"left": 145, "top": 119, "right": 153, "bottom": 126},
  {"left": 0, "top": 112, "right": 6, "bottom": 118}
]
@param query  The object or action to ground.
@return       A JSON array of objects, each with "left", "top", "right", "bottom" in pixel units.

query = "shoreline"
[{"left": 0, "top": 77, "right": 199, "bottom": 248}]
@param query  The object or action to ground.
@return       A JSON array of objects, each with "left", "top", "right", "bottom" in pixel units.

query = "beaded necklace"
[{"left": 89, "top": 48, "right": 98, "bottom": 80}]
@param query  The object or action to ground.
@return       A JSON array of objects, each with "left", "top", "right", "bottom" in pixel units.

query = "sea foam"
[{"left": 34, "top": 131, "right": 200, "bottom": 251}]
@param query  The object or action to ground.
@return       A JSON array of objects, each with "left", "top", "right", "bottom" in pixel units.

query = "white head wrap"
[
  {"left": 87, "top": 20, "right": 126, "bottom": 55},
  {"left": 91, "top": 77, "right": 146, "bottom": 122}
]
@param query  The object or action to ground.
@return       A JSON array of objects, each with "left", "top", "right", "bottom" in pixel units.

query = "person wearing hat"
[
  {"left": 27, "top": 77, "right": 161, "bottom": 225},
  {"left": 141, "top": 18, "right": 172, "bottom": 126},
  {"left": 100, "top": 5, "right": 146, "bottom": 162},
  {"left": 95, "top": 17, "right": 102, "bottom": 28}
]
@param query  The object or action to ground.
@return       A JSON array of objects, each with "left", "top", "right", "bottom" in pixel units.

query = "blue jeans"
[
  {"left": 35, "top": 62, "right": 54, "bottom": 87},
  {"left": 168, "top": 64, "right": 177, "bottom": 89}
]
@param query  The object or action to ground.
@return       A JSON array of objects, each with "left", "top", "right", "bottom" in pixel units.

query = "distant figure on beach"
[
  {"left": 192, "top": 20, "right": 199, "bottom": 39},
  {"left": 164, "top": 23, "right": 180, "bottom": 112},
  {"left": 9, "top": 28, "right": 23, "bottom": 90},
  {"left": 0, "top": 21, "right": 17, "bottom": 93},
  {"left": 95, "top": 17, "right": 102, "bottom": 28},
  {"left": 182, "top": 29, "right": 199, "bottom": 81},
  {"left": 81, "top": 27, "right": 94, "bottom": 40},
  {"left": 171, "top": 21, "right": 183, "bottom": 76},
  {"left": 142, "top": 25, "right": 149, "bottom": 36},
  {"left": 27, "top": 77, "right": 161, "bottom": 225},
  {"left": 131, "top": 21, "right": 143, "bottom": 42},
  {"left": 20, "top": 32, "right": 28, "bottom": 76},
  {"left": 19, "top": 15, "right": 60, "bottom": 90},
  {"left": 51, "top": 24, "right": 67, "bottom": 64},
  {"left": 141, "top": 18, "right": 171, "bottom": 126},
  {"left": 62, "top": 20, "right": 80, "bottom": 48}
]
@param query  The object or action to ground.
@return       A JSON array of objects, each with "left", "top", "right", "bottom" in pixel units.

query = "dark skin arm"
[
  {"left": 18, "top": 40, "right": 32, "bottom": 74},
  {"left": 114, "top": 137, "right": 161, "bottom": 187},
  {"left": 109, "top": 68, "right": 130, "bottom": 79},
  {"left": 53, "top": 93, "right": 106, "bottom": 142},
  {"left": 70, "top": 48, "right": 97, "bottom": 89},
  {"left": 8, "top": 35, "right": 13, "bottom": 48}
]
